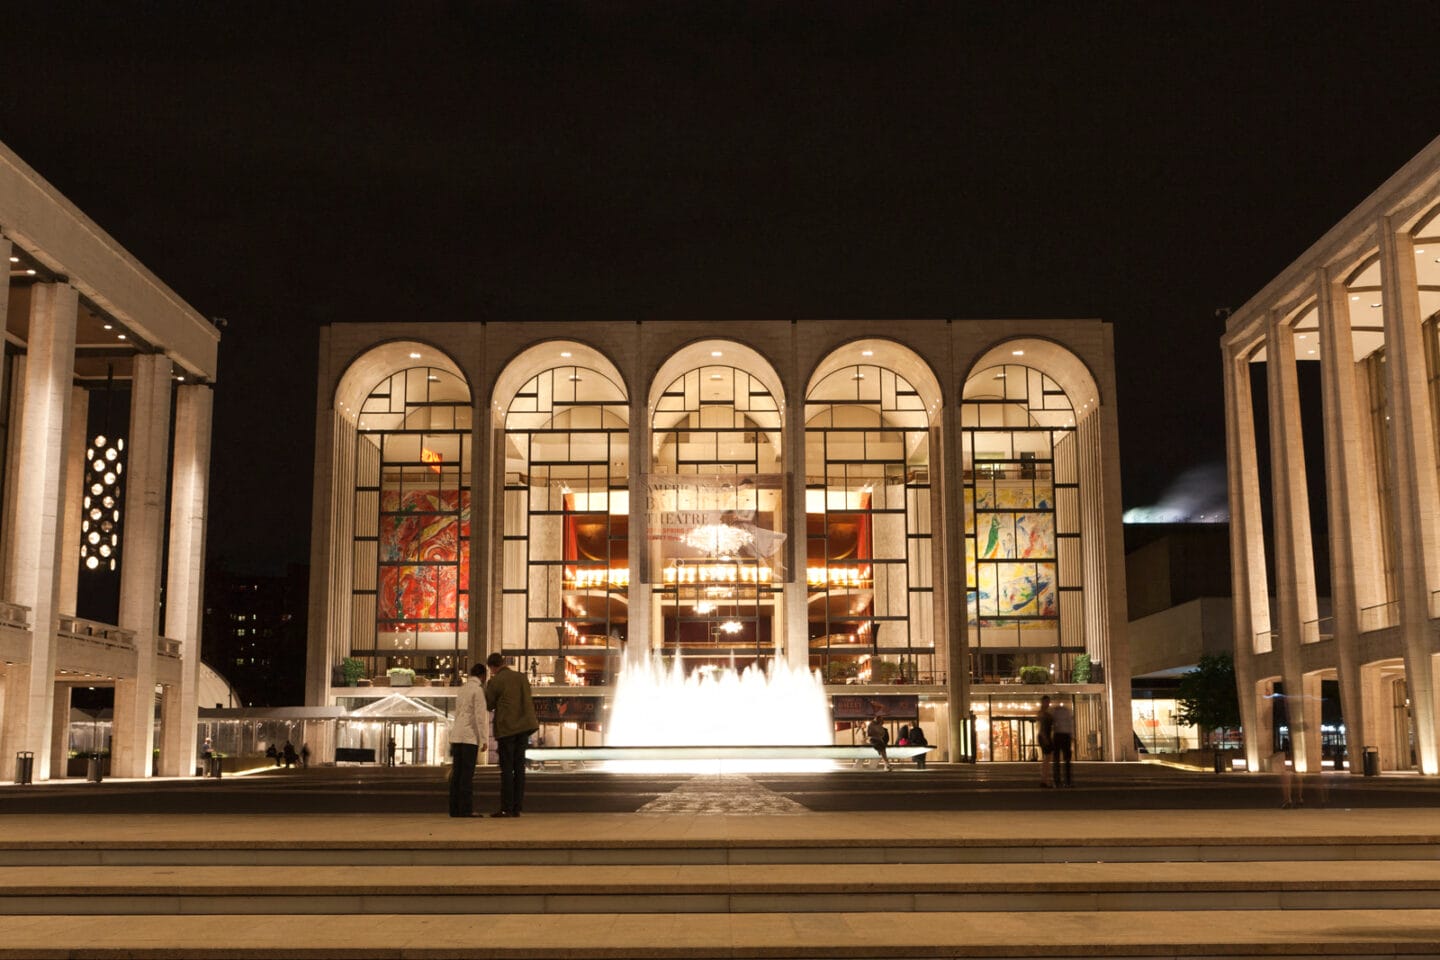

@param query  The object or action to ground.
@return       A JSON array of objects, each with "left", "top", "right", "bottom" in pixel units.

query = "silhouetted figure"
[{"left": 866, "top": 715, "right": 892, "bottom": 771}]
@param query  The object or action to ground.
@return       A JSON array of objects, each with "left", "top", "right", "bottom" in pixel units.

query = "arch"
[
  {"left": 649, "top": 340, "right": 784, "bottom": 460},
  {"left": 806, "top": 337, "right": 943, "bottom": 424},
  {"left": 334, "top": 339, "right": 468, "bottom": 422},
  {"left": 491, "top": 339, "right": 628, "bottom": 422},
  {"left": 964, "top": 338, "right": 1100, "bottom": 415}
]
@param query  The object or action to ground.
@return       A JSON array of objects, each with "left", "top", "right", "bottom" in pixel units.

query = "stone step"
[
  {"left": 0, "top": 860, "right": 1436, "bottom": 915},
  {"left": 0, "top": 909, "right": 1438, "bottom": 957},
  {"left": 2, "top": 836, "right": 1435, "bottom": 866}
]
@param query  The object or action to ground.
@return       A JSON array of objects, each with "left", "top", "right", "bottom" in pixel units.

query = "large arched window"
[
  {"left": 961, "top": 363, "right": 1079, "bottom": 685},
  {"left": 501, "top": 362, "right": 629, "bottom": 686},
  {"left": 805, "top": 359, "right": 936, "bottom": 685},
  {"left": 350, "top": 364, "right": 471, "bottom": 681},
  {"left": 650, "top": 361, "right": 783, "bottom": 667}
]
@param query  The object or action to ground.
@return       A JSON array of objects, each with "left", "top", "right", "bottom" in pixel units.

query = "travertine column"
[
  {"left": 160, "top": 385, "right": 212, "bottom": 776},
  {"left": 0, "top": 282, "right": 79, "bottom": 781},
  {"left": 1266, "top": 312, "right": 1320, "bottom": 772},
  {"left": 1378, "top": 219, "right": 1440, "bottom": 774},
  {"left": 1223, "top": 344, "right": 1272, "bottom": 772},
  {"left": 111, "top": 354, "right": 173, "bottom": 779},
  {"left": 57, "top": 387, "right": 89, "bottom": 616},
  {"left": 305, "top": 327, "right": 338, "bottom": 704},
  {"left": 49, "top": 683, "right": 70, "bottom": 779},
  {"left": 1316, "top": 269, "right": 1383, "bottom": 771},
  {"left": 627, "top": 387, "right": 652, "bottom": 654},
  {"left": 939, "top": 403, "right": 970, "bottom": 761},
  {"left": 783, "top": 367, "right": 809, "bottom": 671}
]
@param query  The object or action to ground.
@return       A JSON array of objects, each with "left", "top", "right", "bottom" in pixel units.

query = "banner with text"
[{"left": 644, "top": 473, "right": 787, "bottom": 581}]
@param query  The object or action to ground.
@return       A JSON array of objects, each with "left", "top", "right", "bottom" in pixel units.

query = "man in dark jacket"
[{"left": 485, "top": 652, "right": 538, "bottom": 817}]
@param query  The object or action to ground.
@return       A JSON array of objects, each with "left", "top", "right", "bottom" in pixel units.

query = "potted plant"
[
  {"left": 1018, "top": 665, "right": 1049, "bottom": 684},
  {"left": 1071, "top": 654, "right": 1092, "bottom": 684},
  {"left": 341, "top": 657, "right": 366, "bottom": 687},
  {"left": 387, "top": 667, "right": 416, "bottom": 687}
]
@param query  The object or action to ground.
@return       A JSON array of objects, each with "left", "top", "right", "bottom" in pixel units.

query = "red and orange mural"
[{"left": 378, "top": 489, "right": 470, "bottom": 633}]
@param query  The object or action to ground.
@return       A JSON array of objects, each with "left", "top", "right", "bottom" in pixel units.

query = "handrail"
[
  {"left": 1358, "top": 600, "right": 1399, "bottom": 633},
  {"left": 1300, "top": 617, "right": 1335, "bottom": 644},
  {"left": 1253, "top": 630, "right": 1275, "bottom": 653}
]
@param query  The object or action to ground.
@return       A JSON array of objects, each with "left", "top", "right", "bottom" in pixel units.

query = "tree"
[{"left": 1175, "top": 654, "right": 1241, "bottom": 749}]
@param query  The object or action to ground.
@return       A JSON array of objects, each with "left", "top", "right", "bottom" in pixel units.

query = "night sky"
[{"left": 3, "top": 4, "right": 1438, "bottom": 573}]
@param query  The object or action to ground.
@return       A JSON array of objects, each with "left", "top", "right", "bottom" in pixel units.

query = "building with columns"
[
  {"left": 0, "top": 141, "right": 218, "bottom": 780},
  {"left": 1223, "top": 133, "right": 1440, "bottom": 776},
  {"left": 308, "top": 320, "right": 1134, "bottom": 763}
]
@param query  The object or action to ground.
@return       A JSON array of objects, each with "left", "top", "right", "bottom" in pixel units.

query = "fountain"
[{"left": 603, "top": 649, "right": 835, "bottom": 772}]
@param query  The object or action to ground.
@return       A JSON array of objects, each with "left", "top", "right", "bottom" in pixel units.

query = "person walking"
[
  {"left": 866, "top": 714, "right": 892, "bottom": 771},
  {"left": 282, "top": 740, "right": 298, "bottom": 769},
  {"left": 448, "top": 662, "right": 488, "bottom": 818},
  {"left": 1036, "top": 696, "right": 1055, "bottom": 787},
  {"left": 1051, "top": 698, "right": 1074, "bottom": 787},
  {"left": 299, "top": 743, "right": 311, "bottom": 768},
  {"left": 486, "top": 652, "right": 538, "bottom": 818}
]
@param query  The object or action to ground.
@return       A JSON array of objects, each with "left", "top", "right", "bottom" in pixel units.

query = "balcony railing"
[
  {"left": 1358, "top": 600, "right": 1399, "bottom": 634},
  {"left": 1253, "top": 630, "right": 1276, "bottom": 653},
  {"left": 57, "top": 616, "right": 135, "bottom": 651},
  {"left": 1301, "top": 617, "right": 1334, "bottom": 644},
  {"left": 0, "top": 600, "right": 30, "bottom": 630}
]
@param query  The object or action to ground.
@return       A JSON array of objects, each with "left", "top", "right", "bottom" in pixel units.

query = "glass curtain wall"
[
  {"left": 350, "top": 366, "right": 471, "bottom": 682},
  {"left": 804, "top": 363, "right": 935, "bottom": 685},
  {"left": 650, "top": 365, "right": 782, "bottom": 669},
  {"left": 961, "top": 364, "right": 1082, "bottom": 685},
  {"left": 501, "top": 365, "right": 629, "bottom": 687}
]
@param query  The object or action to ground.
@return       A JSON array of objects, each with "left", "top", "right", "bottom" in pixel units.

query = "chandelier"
[{"left": 679, "top": 523, "right": 754, "bottom": 556}]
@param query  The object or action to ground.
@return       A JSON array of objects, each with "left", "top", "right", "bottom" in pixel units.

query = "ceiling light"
[
  {"left": 1307, "top": 350, "right": 1316, "bottom": 355},
  {"left": 177, "top": 375, "right": 185, "bottom": 381},
  {"left": 1297, "top": 334, "right": 1306, "bottom": 340},
  {"left": 710, "top": 350, "right": 723, "bottom": 358},
  {"left": 709, "top": 374, "right": 722, "bottom": 381},
  {"left": 1011, "top": 349, "right": 1024, "bottom": 356},
  {"left": 1371, "top": 303, "right": 1382, "bottom": 309},
  {"left": 25, "top": 269, "right": 35, "bottom": 276},
  {"left": 1351, "top": 295, "right": 1360, "bottom": 301},
  {"left": 117, "top": 334, "right": 127, "bottom": 340},
  {"left": 7, "top": 256, "right": 17, "bottom": 263},
  {"left": 409, "top": 352, "right": 421, "bottom": 359},
  {"left": 427, "top": 374, "right": 439, "bottom": 381},
  {"left": 852, "top": 373, "right": 865, "bottom": 380},
  {"left": 994, "top": 373, "right": 1006, "bottom": 380},
  {"left": 861, "top": 349, "right": 874, "bottom": 357},
  {"left": 103, "top": 324, "right": 113, "bottom": 330},
  {"left": 560, "top": 351, "right": 572, "bottom": 358},
  {"left": 569, "top": 375, "right": 583, "bottom": 382}
]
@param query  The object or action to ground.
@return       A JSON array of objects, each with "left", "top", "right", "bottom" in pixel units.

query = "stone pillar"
[
  {"left": 160, "top": 385, "right": 212, "bottom": 776},
  {"left": 1378, "top": 220, "right": 1440, "bottom": 774},
  {"left": 305, "top": 328, "right": 339, "bottom": 705},
  {"left": 0, "top": 356, "right": 26, "bottom": 599},
  {"left": 1265, "top": 311, "right": 1321, "bottom": 772},
  {"left": 49, "top": 683, "right": 71, "bottom": 779},
  {"left": 939, "top": 403, "right": 970, "bottom": 761},
  {"left": 0, "top": 282, "right": 79, "bottom": 781},
  {"left": 783, "top": 368, "right": 809, "bottom": 672},
  {"left": 111, "top": 354, "right": 173, "bottom": 779},
  {"left": 57, "top": 387, "right": 89, "bottom": 616},
  {"left": 1315, "top": 269, "right": 1383, "bottom": 771},
  {"left": 468, "top": 354, "right": 490, "bottom": 663},
  {"left": 1223, "top": 344, "right": 1272, "bottom": 772},
  {"left": 627, "top": 386, "right": 652, "bottom": 655}
]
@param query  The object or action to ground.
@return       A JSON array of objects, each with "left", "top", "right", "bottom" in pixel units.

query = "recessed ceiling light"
[
  {"left": 709, "top": 374, "right": 722, "bottom": 381},
  {"left": 710, "top": 350, "right": 723, "bottom": 358},
  {"left": 1011, "top": 349, "right": 1024, "bottom": 356},
  {"left": 7, "top": 256, "right": 17, "bottom": 263},
  {"left": 560, "top": 351, "right": 572, "bottom": 358},
  {"left": 408, "top": 352, "right": 421, "bottom": 359},
  {"left": 1307, "top": 350, "right": 1316, "bottom": 355},
  {"left": 852, "top": 373, "right": 865, "bottom": 380},
  {"left": 427, "top": 375, "right": 439, "bottom": 381},
  {"left": 1297, "top": 334, "right": 1306, "bottom": 340},
  {"left": 994, "top": 373, "right": 1006, "bottom": 379},
  {"left": 861, "top": 349, "right": 874, "bottom": 357},
  {"left": 1371, "top": 303, "right": 1382, "bottom": 309},
  {"left": 24, "top": 269, "right": 35, "bottom": 276},
  {"left": 569, "top": 375, "right": 583, "bottom": 382},
  {"left": 1351, "top": 295, "right": 1360, "bottom": 301},
  {"left": 117, "top": 334, "right": 126, "bottom": 340},
  {"left": 177, "top": 375, "right": 186, "bottom": 381},
  {"left": 103, "top": 324, "right": 113, "bottom": 330}
]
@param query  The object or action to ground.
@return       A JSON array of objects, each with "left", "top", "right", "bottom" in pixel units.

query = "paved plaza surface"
[{"left": 1, "top": 760, "right": 1437, "bottom": 815}]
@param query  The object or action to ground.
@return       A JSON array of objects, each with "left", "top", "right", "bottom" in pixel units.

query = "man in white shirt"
[
  {"left": 1051, "top": 700, "right": 1075, "bottom": 787},
  {"left": 449, "top": 663, "right": 489, "bottom": 817}
]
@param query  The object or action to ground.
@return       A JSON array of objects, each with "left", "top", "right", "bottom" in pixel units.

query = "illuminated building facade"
[
  {"left": 308, "top": 320, "right": 1133, "bottom": 761},
  {"left": 0, "top": 140, "right": 217, "bottom": 780},
  {"left": 1223, "top": 134, "right": 1440, "bottom": 775}
]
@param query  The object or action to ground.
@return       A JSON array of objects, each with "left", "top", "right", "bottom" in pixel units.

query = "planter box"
[{"left": 389, "top": 674, "right": 412, "bottom": 687}]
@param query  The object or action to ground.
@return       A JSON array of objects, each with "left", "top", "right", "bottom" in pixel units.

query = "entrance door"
[{"left": 991, "top": 716, "right": 1039, "bottom": 762}]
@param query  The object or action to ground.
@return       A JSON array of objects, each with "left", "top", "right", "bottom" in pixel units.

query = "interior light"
[
  {"left": 409, "top": 352, "right": 421, "bottom": 359},
  {"left": 117, "top": 334, "right": 127, "bottom": 340},
  {"left": 1371, "top": 303, "right": 1382, "bottom": 308},
  {"left": 1351, "top": 295, "right": 1360, "bottom": 301},
  {"left": 853, "top": 373, "right": 865, "bottom": 380},
  {"left": 1308, "top": 349, "right": 1316, "bottom": 355},
  {"left": 1297, "top": 334, "right": 1306, "bottom": 340},
  {"left": 560, "top": 351, "right": 572, "bottom": 358},
  {"left": 1011, "top": 349, "right": 1024, "bottom": 356},
  {"left": 569, "top": 375, "right": 583, "bottom": 382},
  {"left": 102, "top": 324, "right": 112, "bottom": 330},
  {"left": 861, "top": 349, "right": 874, "bottom": 357},
  {"left": 710, "top": 350, "right": 723, "bottom": 357},
  {"left": 427, "top": 375, "right": 438, "bottom": 381},
  {"left": 25, "top": 269, "right": 36, "bottom": 276},
  {"left": 709, "top": 374, "right": 722, "bottom": 381},
  {"left": 177, "top": 375, "right": 185, "bottom": 382},
  {"left": 6, "top": 256, "right": 16, "bottom": 263}
]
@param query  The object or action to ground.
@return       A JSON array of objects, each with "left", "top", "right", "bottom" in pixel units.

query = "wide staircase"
[{"left": 0, "top": 807, "right": 1437, "bottom": 957}]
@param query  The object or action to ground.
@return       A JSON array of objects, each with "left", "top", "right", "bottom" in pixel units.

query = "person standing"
[
  {"left": 866, "top": 714, "right": 892, "bottom": 771},
  {"left": 486, "top": 652, "right": 538, "bottom": 817},
  {"left": 1051, "top": 698, "right": 1074, "bottom": 787},
  {"left": 908, "top": 722, "right": 929, "bottom": 769},
  {"left": 448, "top": 662, "right": 488, "bottom": 818},
  {"left": 1036, "top": 696, "right": 1055, "bottom": 787}
]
